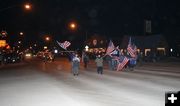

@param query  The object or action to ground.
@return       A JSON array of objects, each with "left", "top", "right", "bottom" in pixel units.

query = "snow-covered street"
[{"left": 0, "top": 58, "right": 180, "bottom": 106}]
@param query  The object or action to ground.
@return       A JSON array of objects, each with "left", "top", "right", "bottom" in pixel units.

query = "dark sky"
[{"left": 0, "top": 0, "right": 180, "bottom": 47}]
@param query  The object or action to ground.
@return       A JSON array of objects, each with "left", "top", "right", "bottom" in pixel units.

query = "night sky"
[{"left": 0, "top": 0, "right": 180, "bottom": 48}]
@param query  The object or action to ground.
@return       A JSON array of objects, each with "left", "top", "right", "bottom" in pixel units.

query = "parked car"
[{"left": 3, "top": 53, "right": 21, "bottom": 64}]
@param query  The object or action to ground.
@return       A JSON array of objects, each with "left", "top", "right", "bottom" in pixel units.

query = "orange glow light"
[
  {"left": 24, "top": 4, "right": 31, "bottom": 10},
  {"left": 45, "top": 37, "right": 50, "bottom": 41},
  {"left": 0, "top": 40, "right": 6, "bottom": 47},
  {"left": 70, "top": 23, "right": 76, "bottom": 29}
]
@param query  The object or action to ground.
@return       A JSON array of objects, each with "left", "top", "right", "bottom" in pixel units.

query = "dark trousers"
[
  {"left": 84, "top": 62, "right": 88, "bottom": 68},
  {"left": 97, "top": 66, "right": 103, "bottom": 74}
]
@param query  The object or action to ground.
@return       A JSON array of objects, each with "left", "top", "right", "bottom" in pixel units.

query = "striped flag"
[
  {"left": 110, "top": 46, "right": 120, "bottom": 57},
  {"left": 117, "top": 56, "right": 129, "bottom": 71},
  {"left": 106, "top": 40, "right": 115, "bottom": 55},
  {"left": 57, "top": 41, "right": 71, "bottom": 50},
  {"left": 127, "top": 37, "right": 137, "bottom": 58}
]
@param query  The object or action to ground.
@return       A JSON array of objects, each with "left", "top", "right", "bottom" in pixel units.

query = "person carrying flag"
[
  {"left": 105, "top": 40, "right": 115, "bottom": 70},
  {"left": 126, "top": 37, "right": 138, "bottom": 71},
  {"left": 116, "top": 55, "right": 129, "bottom": 71}
]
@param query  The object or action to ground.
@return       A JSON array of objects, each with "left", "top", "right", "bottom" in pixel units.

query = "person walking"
[
  {"left": 83, "top": 54, "right": 89, "bottom": 69},
  {"left": 95, "top": 55, "right": 103, "bottom": 74},
  {"left": 72, "top": 54, "right": 80, "bottom": 76},
  {"left": 105, "top": 55, "right": 113, "bottom": 70}
]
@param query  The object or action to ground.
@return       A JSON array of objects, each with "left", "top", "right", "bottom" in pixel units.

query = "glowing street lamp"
[
  {"left": 45, "top": 36, "right": 50, "bottom": 41},
  {"left": 24, "top": 3, "right": 31, "bottom": 10},
  {"left": 0, "top": 3, "right": 32, "bottom": 13},
  {"left": 20, "top": 32, "right": 23, "bottom": 36},
  {"left": 69, "top": 22, "right": 76, "bottom": 30}
]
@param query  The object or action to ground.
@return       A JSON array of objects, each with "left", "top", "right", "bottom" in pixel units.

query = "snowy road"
[{"left": 0, "top": 58, "right": 180, "bottom": 106}]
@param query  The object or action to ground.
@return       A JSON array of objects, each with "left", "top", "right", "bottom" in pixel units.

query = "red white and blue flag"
[
  {"left": 57, "top": 41, "right": 71, "bottom": 50},
  {"left": 110, "top": 46, "right": 121, "bottom": 57},
  {"left": 117, "top": 56, "right": 129, "bottom": 71},
  {"left": 106, "top": 40, "right": 115, "bottom": 55},
  {"left": 127, "top": 37, "right": 137, "bottom": 58}
]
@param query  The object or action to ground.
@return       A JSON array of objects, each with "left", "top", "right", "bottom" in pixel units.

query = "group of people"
[
  {"left": 69, "top": 50, "right": 138, "bottom": 76},
  {"left": 70, "top": 52, "right": 104, "bottom": 76}
]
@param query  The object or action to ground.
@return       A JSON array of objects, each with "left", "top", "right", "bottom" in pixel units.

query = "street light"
[
  {"left": 45, "top": 36, "right": 50, "bottom": 41},
  {"left": 20, "top": 32, "right": 24, "bottom": 36},
  {"left": 0, "top": 3, "right": 32, "bottom": 12},
  {"left": 69, "top": 22, "right": 77, "bottom": 30},
  {"left": 24, "top": 3, "right": 31, "bottom": 10}
]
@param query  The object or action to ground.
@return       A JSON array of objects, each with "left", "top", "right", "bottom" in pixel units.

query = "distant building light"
[
  {"left": 145, "top": 49, "right": 151, "bottom": 56},
  {"left": 44, "top": 46, "right": 48, "bottom": 49},
  {"left": 25, "top": 53, "right": 32, "bottom": 57},
  {"left": 20, "top": 32, "right": 23, "bottom": 35},
  {"left": 54, "top": 49, "right": 58, "bottom": 54},
  {"left": 170, "top": 48, "right": 173, "bottom": 52},
  {"left": 18, "top": 41, "right": 21, "bottom": 44},
  {"left": 157, "top": 48, "right": 165, "bottom": 51},
  {"left": 85, "top": 45, "right": 89, "bottom": 52},
  {"left": 157, "top": 47, "right": 166, "bottom": 55},
  {"left": 0, "top": 40, "right": 6, "bottom": 47}
]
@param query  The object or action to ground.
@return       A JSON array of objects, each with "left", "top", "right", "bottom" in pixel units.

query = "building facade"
[{"left": 120, "top": 35, "right": 169, "bottom": 57}]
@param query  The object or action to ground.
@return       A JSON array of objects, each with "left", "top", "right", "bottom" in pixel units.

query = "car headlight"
[{"left": 25, "top": 53, "right": 32, "bottom": 57}]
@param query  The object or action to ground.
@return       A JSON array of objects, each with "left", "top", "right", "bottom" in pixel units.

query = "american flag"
[
  {"left": 109, "top": 46, "right": 120, "bottom": 57},
  {"left": 57, "top": 41, "right": 71, "bottom": 50},
  {"left": 127, "top": 37, "right": 137, "bottom": 58},
  {"left": 117, "top": 56, "right": 129, "bottom": 71},
  {"left": 106, "top": 40, "right": 115, "bottom": 55}
]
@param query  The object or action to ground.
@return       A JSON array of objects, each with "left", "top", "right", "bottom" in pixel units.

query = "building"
[
  {"left": 120, "top": 35, "right": 169, "bottom": 57},
  {"left": 82, "top": 34, "right": 113, "bottom": 59}
]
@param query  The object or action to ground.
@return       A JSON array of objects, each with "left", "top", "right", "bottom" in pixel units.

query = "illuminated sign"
[{"left": 0, "top": 40, "right": 6, "bottom": 47}]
